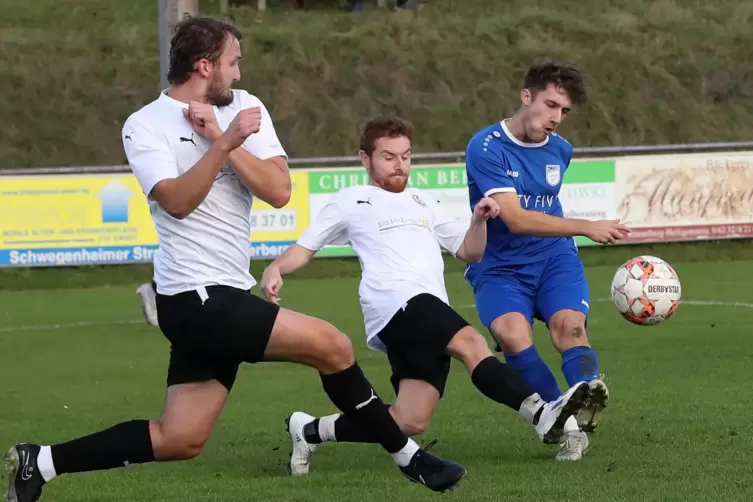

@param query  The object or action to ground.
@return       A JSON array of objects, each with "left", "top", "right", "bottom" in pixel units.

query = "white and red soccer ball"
[{"left": 610, "top": 255, "right": 681, "bottom": 325}]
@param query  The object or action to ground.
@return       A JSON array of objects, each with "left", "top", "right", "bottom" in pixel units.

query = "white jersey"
[
  {"left": 122, "top": 89, "right": 287, "bottom": 295},
  {"left": 297, "top": 184, "right": 468, "bottom": 351}
]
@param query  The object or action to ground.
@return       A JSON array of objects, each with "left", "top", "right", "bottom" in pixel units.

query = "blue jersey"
[{"left": 465, "top": 120, "right": 577, "bottom": 272}]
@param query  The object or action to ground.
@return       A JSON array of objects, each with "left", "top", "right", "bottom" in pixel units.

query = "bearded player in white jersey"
[
  {"left": 260, "top": 116, "right": 593, "bottom": 476},
  {"left": 4, "top": 19, "right": 467, "bottom": 502}
]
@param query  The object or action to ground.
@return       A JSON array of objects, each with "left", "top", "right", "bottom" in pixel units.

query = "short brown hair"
[
  {"left": 168, "top": 16, "right": 242, "bottom": 85},
  {"left": 524, "top": 60, "right": 588, "bottom": 105},
  {"left": 359, "top": 116, "right": 414, "bottom": 156}
]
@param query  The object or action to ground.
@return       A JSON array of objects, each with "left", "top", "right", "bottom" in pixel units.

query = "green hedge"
[{"left": 2, "top": 0, "right": 752, "bottom": 169}]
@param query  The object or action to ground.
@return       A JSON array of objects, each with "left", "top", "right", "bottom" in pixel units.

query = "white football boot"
[
  {"left": 556, "top": 427, "right": 590, "bottom": 461},
  {"left": 136, "top": 283, "right": 159, "bottom": 327},
  {"left": 286, "top": 412, "right": 319, "bottom": 476},
  {"left": 534, "top": 382, "right": 590, "bottom": 444}
]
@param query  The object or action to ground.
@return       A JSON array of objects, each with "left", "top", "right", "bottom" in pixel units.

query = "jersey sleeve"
[
  {"left": 297, "top": 199, "right": 349, "bottom": 251},
  {"left": 466, "top": 137, "right": 516, "bottom": 197},
  {"left": 122, "top": 117, "right": 178, "bottom": 197},
  {"left": 241, "top": 94, "right": 288, "bottom": 160},
  {"left": 426, "top": 196, "right": 466, "bottom": 257}
]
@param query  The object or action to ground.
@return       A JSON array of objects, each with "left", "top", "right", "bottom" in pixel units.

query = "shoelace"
[
  {"left": 561, "top": 433, "right": 584, "bottom": 451},
  {"left": 422, "top": 439, "right": 438, "bottom": 452},
  {"left": 415, "top": 439, "right": 446, "bottom": 475}
]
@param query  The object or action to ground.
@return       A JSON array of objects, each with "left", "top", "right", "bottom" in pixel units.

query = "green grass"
[
  {"left": 2, "top": 0, "right": 753, "bottom": 169},
  {"left": 2, "top": 259, "right": 753, "bottom": 501}
]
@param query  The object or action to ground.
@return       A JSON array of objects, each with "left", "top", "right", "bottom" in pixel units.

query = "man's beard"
[
  {"left": 378, "top": 173, "right": 408, "bottom": 193},
  {"left": 205, "top": 75, "right": 233, "bottom": 107}
]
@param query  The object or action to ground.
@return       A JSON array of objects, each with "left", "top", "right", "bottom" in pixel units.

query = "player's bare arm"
[
  {"left": 150, "top": 111, "right": 254, "bottom": 219},
  {"left": 455, "top": 197, "right": 499, "bottom": 263},
  {"left": 261, "top": 245, "right": 316, "bottom": 303},
  {"left": 490, "top": 192, "right": 630, "bottom": 244},
  {"left": 183, "top": 102, "right": 292, "bottom": 209},
  {"left": 228, "top": 149, "right": 291, "bottom": 208}
]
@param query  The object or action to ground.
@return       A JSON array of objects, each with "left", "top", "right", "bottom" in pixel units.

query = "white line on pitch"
[
  {"left": 0, "top": 319, "right": 143, "bottom": 334},
  {"left": 456, "top": 298, "right": 753, "bottom": 310},
  {"left": 3, "top": 299, "right": 752, "bottom": 334}
]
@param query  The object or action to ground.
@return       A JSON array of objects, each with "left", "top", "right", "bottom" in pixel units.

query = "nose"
[
  {"left": 551, "top": 109, "right": 562, "bottom": 126},
  {"left": 395, "top": 157, "right": 408, "bottom": 173}
]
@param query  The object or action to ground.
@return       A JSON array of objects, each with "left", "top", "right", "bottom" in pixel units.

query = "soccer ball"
[{"left": 610, "top": 255, "right": 681, "bottom": 325}]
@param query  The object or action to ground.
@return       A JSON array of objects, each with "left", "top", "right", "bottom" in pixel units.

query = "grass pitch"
[{"left": 1, "top": 260, "right": 753, "bottom": 501}]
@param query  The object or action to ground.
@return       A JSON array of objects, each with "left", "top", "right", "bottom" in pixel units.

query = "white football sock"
[
  {"left": 37, "top": 446, "right": 57, "bottom": 482},
  {"left": 563, "top": 415, "right": 580, "bottom": 433},
  {"left": 518, "top": 393, "right": 545, "bottom": 424},
  {"left": 390, "top": 438, "right": 419, "bottom": 467},
  {"left": 318, "top": 414, "right": 339, "bottom": 443}
]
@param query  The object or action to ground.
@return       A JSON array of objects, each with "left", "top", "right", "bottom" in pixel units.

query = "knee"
[
  {"left": 447, "top": 327, "right": 491, "bottom": 363},
  {"left": 402, "top": 419, "right": 430, "bottom": 436},
  {"left": 393, "top": 410, "right": 431, "bottom": 436},
  {"left": 315, "top": 324, "right": 355, "bottom": 372},
  {"left": 549, "top": 313, "right": 588, "bottom": 350},
  {"left": 490, "top": 315, "right": 533, "bottom": 353},
  {"left": 154, "top": 426, "right": 207, "bottom": 461}
]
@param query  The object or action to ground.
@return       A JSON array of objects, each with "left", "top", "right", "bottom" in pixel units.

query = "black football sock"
[
  {"left": 50, "top": 420, "right": 155, "bottom": 475},
  {"left": 319, "top": 362, "right": 408, "bottom": 454},
  {"left": 303, "top": 414, "right": 381, "bottom": 444},
  {"left": 471, "top": 356, "right": 541, "bottom": 413}
]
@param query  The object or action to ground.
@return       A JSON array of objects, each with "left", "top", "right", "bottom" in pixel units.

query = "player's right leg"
[
  {"left": 263, "top": 303, "right": 465, "bottom": 492},
  {"left": 5, "top": 381, "right": 229, "bottom": 502},
  {"left": 5, "top": 286, "right": 241, "bottom": 502}
]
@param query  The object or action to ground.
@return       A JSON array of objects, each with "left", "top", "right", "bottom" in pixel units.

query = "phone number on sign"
[{"left": 250, "top": 210, "right": 297, "bottom": 232}]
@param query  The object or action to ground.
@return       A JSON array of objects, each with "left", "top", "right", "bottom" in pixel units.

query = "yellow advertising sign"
[{"left": 0, "top": 170, "right": 309, "bottom": 266}]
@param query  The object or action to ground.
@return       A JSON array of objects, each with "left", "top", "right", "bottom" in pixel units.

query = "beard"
[
  {"left": 205, "top": 74, "right": 233, "bottom": 107},
  {"left": 376, "top": 173, "right": 409, "bottom": 193}
]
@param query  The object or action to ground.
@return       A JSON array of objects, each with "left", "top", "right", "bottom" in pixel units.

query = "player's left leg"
[
  {"left": 288, "top": 378, "right": 442, "bottom": 475},
  {"left": 536, "top": 254, "right": 609, "bottom": 434},
  {"left": 444, "top": 325, "right": 589, "bottom": 445}
]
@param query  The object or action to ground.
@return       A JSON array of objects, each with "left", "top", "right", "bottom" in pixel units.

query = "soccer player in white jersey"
[
  {"left": 3, "top": 18, "right": 466, "bottom": 502},
  {"left": 260, "top": 116, "right": 592, "bottom": 476}
]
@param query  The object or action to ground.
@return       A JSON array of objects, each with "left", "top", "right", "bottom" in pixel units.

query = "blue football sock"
[
  {"left": 504, "top": 345, "right": 562, "bottom": 402},
  {"left": 561, "top": 346, "right": 600, "bottom": 387}
]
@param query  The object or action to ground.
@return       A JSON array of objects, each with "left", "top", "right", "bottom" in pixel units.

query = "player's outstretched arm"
[
  {"left": 490, "top": 192, "right": 630, "bottom": 244},
  {"left": 261, "top": 244, "right": 316, "bottom": 304},
  {"left": 455, "top": 197, "right": 499, "bottom": 263},
  {"left": 465, "top": 136, "right": 629, "bottom": 244},
  {"left": 262, "top": 198, "right": 348, "bottom": 303}
]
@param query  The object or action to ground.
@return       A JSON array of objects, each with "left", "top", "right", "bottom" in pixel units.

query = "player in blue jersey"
[{"left": 464, "top": 61, "right": 631, "bottom": 461}]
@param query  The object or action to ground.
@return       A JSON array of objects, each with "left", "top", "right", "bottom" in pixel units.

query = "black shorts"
[
  {"left": 156, "top": 285, "right": 280, "bottom": 391},
  {"left": 376, "top": 293, "right": 470, "bottom": 398}
]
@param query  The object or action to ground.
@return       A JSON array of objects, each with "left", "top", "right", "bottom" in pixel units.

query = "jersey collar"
[
  {"left": 159, "top": 89, "right": 190, "bottom": 110},
  {"left": 500, "top": 119, "right": 549, "bottom": 148}
]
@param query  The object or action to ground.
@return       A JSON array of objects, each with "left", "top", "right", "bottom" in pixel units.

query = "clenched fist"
[
  {"left": 218, "top": 107, "right": 262, "bottom": 152},
  {"left": 182, "top": 101, "right": 222, "bottom": 141},
  {"left": 260, "top": 265, "right": 283, "bottom": 305},
  {"left": 472, "top": 197, "right": 500, "bottom": 223}
]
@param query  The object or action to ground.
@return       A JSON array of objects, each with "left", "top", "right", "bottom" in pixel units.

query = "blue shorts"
[{"left": 466, "top": 253, "right": 590, "bottom": 330}]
